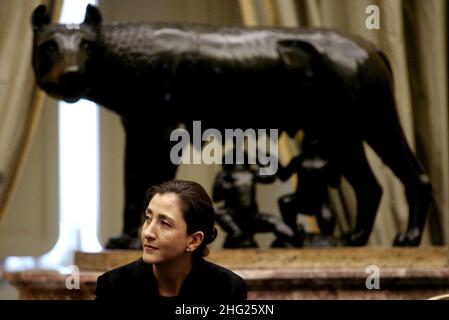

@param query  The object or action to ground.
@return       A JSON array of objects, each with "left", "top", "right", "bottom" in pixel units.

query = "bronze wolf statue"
[{"left": 31, "top": 4, "right": 433, "bottom": 248}]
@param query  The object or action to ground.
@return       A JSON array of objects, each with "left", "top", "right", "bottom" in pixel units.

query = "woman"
[{"left": 95, "top": 180, "right": 247, "bottom": 301}]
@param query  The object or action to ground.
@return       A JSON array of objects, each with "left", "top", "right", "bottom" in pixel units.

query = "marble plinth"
[
  {"left": 4, "top": 247, "right": 449, "bottom": 300},
  {"left": 76, "top": 247, "right": 449, "bottom": 270},
  {"left": 3, "top": 270, "right": 98, "bottom": 300}
]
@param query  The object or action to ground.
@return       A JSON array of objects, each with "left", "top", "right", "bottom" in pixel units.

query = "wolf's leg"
[
  {"left": 366, "top": 129, "right": 432, "bottom": 246},
  {"left": 363, "top": 85, "right": 432, "bottom": 246},
  {"left": 338, "top": 142, "right": 383, "bottom": 246},
  {"left": 106, "top": 120, "right": 178, "bottom": 249}
]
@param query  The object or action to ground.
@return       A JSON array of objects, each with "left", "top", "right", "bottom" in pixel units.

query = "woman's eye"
[{"left": 161, "top": 221, "right": 170, "bottom": 227}]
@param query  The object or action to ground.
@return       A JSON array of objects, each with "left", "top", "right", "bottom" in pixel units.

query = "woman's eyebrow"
[
  {"left": 158, "top": 213, "right": 175, "bottom": 224},
  {"left": 145, "top": 208, "right": 174, "bottom": 223}
]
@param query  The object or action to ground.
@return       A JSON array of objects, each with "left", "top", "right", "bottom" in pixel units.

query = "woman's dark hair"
[{"left": 144, "top": 180, "right": 217, "bottom": 258}]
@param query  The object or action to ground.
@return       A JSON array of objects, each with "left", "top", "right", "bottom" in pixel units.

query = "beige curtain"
[
  {"left": 238, "top": 0, "right": 449, "bottom": 245},
  {"left": 0, "top": 0, "right": 62, "bottom": 223}
]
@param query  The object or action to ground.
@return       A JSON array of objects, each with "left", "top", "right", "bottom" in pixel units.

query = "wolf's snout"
[{"left": 59, "top": 70, "right": 82, "bottom": 85}]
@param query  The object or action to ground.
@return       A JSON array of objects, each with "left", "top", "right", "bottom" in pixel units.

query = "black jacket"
[{"left": 95, "top": 258, "right": 247, "bottom": 302}]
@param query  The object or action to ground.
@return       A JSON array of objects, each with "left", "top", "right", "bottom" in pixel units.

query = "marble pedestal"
[{"left": 4, "top": 247, "right": 449, "bottom": 299}]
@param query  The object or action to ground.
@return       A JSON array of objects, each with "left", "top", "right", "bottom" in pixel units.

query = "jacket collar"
[
  {"left": 131, "top": 257, "right": 209, "bottom": 299},
  {"left": 131, "top": 258, "right": 159, "bottom": 298}
]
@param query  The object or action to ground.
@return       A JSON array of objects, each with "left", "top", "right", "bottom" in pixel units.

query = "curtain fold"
[
  {"left": 403, "top": 0, "right": 449, "bottom": 244},
  {"left": 0, "top": 0, "right": 62, "bottom": 223}
]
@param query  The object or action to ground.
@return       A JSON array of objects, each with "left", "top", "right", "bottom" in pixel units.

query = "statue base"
[{"left": 4, "top": 247, "right": 449, "bottom": 299}]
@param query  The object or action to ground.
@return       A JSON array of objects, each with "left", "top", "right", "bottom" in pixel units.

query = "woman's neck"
[{"left": 153, "top": 255, "right": 194, "bottom": 297}]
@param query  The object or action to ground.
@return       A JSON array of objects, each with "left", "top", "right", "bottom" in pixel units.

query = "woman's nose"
[{"left": 143, "top": 221, "right": 157, "bottom": 240}]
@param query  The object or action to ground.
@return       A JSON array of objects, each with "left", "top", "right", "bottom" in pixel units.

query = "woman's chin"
[{"left": 142, "top": 252, "right": 158, "bottom": 264}]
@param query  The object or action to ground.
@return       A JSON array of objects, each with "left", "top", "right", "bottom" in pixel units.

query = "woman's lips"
[{"left": 144, "top": 244, "right": 158, "bottom": 251}]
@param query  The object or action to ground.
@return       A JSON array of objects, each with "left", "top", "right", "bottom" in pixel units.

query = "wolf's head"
[{"left": 31, "top": 4, "right": 102, "bottom": 103}]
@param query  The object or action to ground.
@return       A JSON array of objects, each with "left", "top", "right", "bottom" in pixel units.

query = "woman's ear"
[{"left": 186, "top": 231, "right": 204, "bottom": 253}]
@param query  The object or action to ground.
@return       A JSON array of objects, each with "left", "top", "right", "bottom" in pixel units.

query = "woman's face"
[{"left": 141, "top": 193, "right": 192, "bottom": 265}]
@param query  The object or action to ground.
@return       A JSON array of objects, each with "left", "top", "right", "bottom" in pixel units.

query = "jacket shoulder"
[
  {"left": 95, "top": 259, "right": 144, "bottom": 299},
  {"left": 203, "top": 260, "right": 244, "bottom": 282},
  {"left": 200, "top": 260, "right": 247, "bottom": 300},
  {"left": 99, "top": 259, "right": 140, "bottom": 281}
]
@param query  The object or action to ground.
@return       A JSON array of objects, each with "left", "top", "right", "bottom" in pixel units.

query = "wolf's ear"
[
  {"left": 31, "top": 5, "right": 50, "bottom": 32},
  {"left": 84, "top": 4, "right": 102, "bottom": 28}
]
